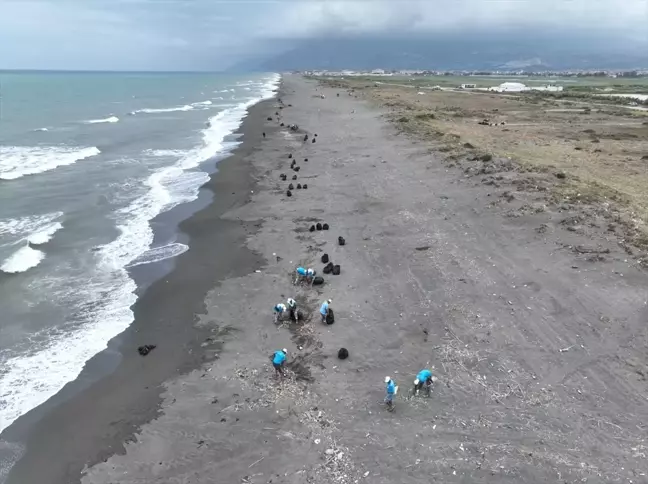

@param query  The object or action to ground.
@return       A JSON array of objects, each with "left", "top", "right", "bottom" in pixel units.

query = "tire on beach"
[{"left": 312, "top": 276, "right": 324, "bottom": 286}]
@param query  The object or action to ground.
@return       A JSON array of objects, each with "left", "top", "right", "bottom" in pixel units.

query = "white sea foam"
[
  {"left": 0, "top": 213, "right": 63, "bottom": 273},
  {"left": 0, "top": 245, "right": 45, "bottom": 273},
  {"left": 0, "top": 146, "right": 100, "bottom": 180},
  {"left": 86, "top": 116, "right": 119, "bottom": 124},
  {"left": 192, "top": 100, "right": 212, "bottom": 106},
  {"left": 0, "top": 73, "right": 282, "bottom": 433},
  {"left": 0, "top": 212, "right": 63, "bottom": 237},
  {"left": 127, "top": 242, "right": 189, "bottom": 267},
  {"left": 35, "top": 128, "right": 49, "bottom": 132},
  {"left": 134, "top": 105, "right": 194, "bottom": 114},
  {"left": 143, "top": 149, "right": 188, "bottom": 158},
  {"left": 27, "top": 222, "right": 63, "bottom": 245}
]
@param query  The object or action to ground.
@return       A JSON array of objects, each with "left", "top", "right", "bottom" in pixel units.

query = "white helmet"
[
  {"left": 414, "top": 379, "right": 420, "bottom": 385},
  {"left": 282, "top": 348, "right": 288, "bottom": 354},
  {"left": 384, "top": 376, "right": 391, "bottom": 383},
  {"left": 327, "top": 299, "right": 332, "bottom": 304}
]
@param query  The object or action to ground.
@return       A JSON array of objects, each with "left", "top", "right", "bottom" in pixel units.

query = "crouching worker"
[
  {"left": 286, "top": 297, "right": 298, "bottom": 323},
  {"left": 273, "top": 302, "right": 287, "bottom": 323},
  {"left": 272, "top": 348, "right": 288, "bottom": 378},
  {"left": 294, "top": 266, "right": 316, "bottom": 285},
  {"left": 413, "top": 369, "right": 433, "bottom": 397}
]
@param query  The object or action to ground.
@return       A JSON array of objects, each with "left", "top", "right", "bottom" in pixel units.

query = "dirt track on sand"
[{"left": 83, "top": 76, "right": 648, "bottom": 484}]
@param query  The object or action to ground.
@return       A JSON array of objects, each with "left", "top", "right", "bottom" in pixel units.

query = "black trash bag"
[
  {"left": 312, "top": 276, "right": 324, "bottom": 285},
  {"left": 321, "top": 253, "right": 329, "bottom": 264},
  {"left": 303, "top": 184, "right": 308, "bottom": 189},
  {"left": 294, "top": 166, "right": 301, "bottom": 172},
  {"left": 338, "top": 348, "right": 349, "bottom": 359},
  {"left": 338, "top": 236, "right": 346, "bottom": 246},
  {"left": 326, "top": 308, "right": 335, "bottom": 325},
  {"left": 267, "top": 116, "right": 273, "bottom": 121},
  {"left": 322, "top": 223, "right": 329, "bottom": 230},
  {"left": 332, "top": 264, "right": 341, "bottom": 275},
  {"left": 286, "top": 190, "right": 292, "bottom": 197},
  {"left": 288, "top": 154, "right": 292, "bottom": 159},
  {"left": 304, "top": 158, "right": 309, "bottom": 162},
  {"left": 312, "top": 138, "right": 316, "bottom": 143},
  {"left": 303, "top": 134, "right": 308, "bottom": 141},
  {"left": 280, "top": 122, "right": 285, "bottom": 127},
  {"left": 316, "top": 223, "right": 322, "bottom": 230},
  {"left": 323, "top": 262, "right": 334, "bottom": 274},
  {"left": 288, "top": 183, "right": 294, "bottom": 190},
  {"left": 314, "top": 133, "right": 318, "bottom": 137},
  {"left": 297, "top": 184, "right": 302, "bottom": 189},
  {"left": 292, "top": 175, "right": 297, "bottom": 180},
  {"left": 138, "top": 344, "right": 156, "bottom": 356},
  {"left": 309, "top": 225, "right": 316, "bottom": 232}
]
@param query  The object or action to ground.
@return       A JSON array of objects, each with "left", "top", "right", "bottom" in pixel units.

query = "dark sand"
[{"left": 6, "top": 76, "right": 648, "bottom": 484}]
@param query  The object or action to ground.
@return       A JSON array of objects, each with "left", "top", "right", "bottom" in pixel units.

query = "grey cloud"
[{"left": 0, "top": 0, "right": 645, "bottom": 70}]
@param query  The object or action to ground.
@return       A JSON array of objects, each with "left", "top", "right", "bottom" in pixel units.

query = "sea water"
[{"left": 0, "top": 71, "right": 279, "bottom": 433}]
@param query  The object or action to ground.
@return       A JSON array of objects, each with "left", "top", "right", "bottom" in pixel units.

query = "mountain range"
[{"left": 229, "top": 33, "right": 648, "bottom": 72}]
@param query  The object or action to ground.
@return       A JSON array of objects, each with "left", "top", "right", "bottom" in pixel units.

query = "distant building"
[
  {"left": 492, "top": 82, "right": 527, "bottom": 92},
  {"left": 488, "top": 82, "right": 563, "bottom": 93},
  {"left": 460, "top": 83, "right": 477, "bottom": 89}
]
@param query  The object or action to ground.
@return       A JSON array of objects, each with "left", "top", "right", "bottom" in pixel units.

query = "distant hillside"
[{"left": 228, "top": 34, "right": 648, "bottom": 72}]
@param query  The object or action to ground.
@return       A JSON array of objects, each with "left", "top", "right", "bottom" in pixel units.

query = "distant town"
[{"left": 301, "top": 69, "right": 648, "bottom": 78}]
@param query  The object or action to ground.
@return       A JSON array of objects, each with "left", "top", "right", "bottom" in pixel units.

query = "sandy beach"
[{"left": 5, "top": 75, "right": 648, "bottom": 484}]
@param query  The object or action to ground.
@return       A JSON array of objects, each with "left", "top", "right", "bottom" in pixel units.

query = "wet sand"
[{"left": 7, "top": 75, "right": 648, "bottom": 484}]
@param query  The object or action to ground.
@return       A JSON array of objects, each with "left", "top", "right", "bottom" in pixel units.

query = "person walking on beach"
[
  {"left": 273, "top": 302, "right": 287, "bottom": 323},
  {"left": 294, "top": 266, "right": 315, "bottom": 286},
  {"left": 286, "top": 297, "right": 298, "bottom": 323},
  {"left": 272, "top": 348, "right": 288, "bottom": 378},
  {"left": 384, "top": 376, "right": 397, "bottom": 412},
  {"left": 319, "top": 299, "right": 332, "bottom": 324},
  {"left": 412, "top": 369, "right": 433, "bottom": 397}
]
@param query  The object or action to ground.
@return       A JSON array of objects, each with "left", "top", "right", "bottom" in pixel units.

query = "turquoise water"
[{"left": 0, "top": 71, "right": 279, "bottom": 433}]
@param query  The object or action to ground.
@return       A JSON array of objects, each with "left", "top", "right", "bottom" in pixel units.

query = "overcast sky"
[{"left": 0, "top": 0, "right": 646, "bottom": 70}]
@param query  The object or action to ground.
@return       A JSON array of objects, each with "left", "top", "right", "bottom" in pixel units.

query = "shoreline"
[{"left": 1, "top": 92, "right": 278, "bottom": 484}]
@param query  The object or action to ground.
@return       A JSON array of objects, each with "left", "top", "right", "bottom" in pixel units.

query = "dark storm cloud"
[{"left": 0, "top": 0, "right": 645, "bottom": 70}]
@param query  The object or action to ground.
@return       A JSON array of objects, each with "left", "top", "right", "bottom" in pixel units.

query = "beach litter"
[{"left": 137, "top": 344, "right": 156, "bottom": 356}]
